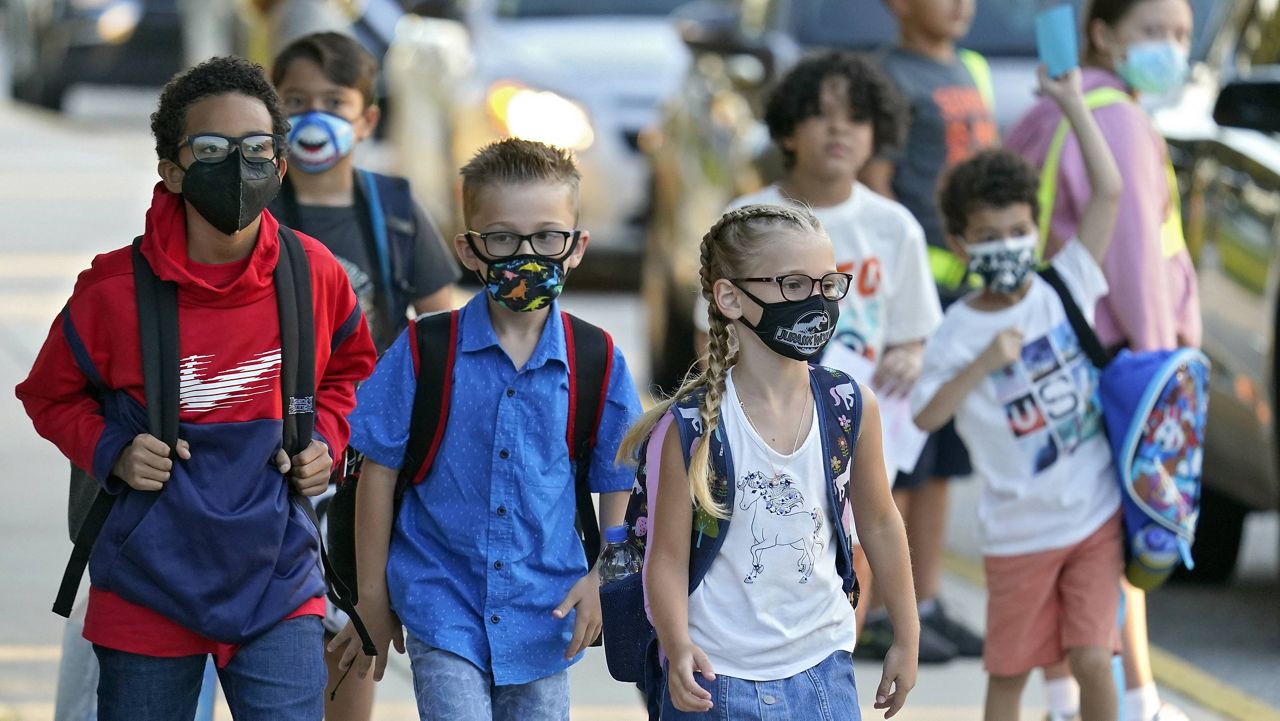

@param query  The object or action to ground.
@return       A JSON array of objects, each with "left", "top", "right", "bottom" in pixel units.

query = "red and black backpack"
[{"left": 325, "top": 309, "right": 615, "bottom": 605}]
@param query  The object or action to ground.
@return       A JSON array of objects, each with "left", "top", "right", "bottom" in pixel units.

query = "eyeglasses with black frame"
[
  {"left": 732, "top": 272, "right": 854, "bottom": 302},
  {"left": 466, "top": 229, "right": 580, "bottom": 259},
  {"left": 180, "top": 134, "right": 283, "bottom": 164}
]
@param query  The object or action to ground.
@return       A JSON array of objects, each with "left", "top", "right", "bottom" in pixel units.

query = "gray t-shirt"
[
  {"left": 879, "top": 48, "right": 998, "bottom": 252},
  {"left": 290, "top": 202, "right": 459, "bottom": 351}
]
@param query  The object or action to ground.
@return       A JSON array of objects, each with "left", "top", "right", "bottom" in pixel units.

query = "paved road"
[{"left": 0, "top": 88, "right": 1274, "bottom": 720}]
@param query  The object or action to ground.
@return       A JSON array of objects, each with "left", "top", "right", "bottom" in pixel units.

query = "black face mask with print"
[{"left": 733, "top": 285, "right": 840, "bottom": 361}]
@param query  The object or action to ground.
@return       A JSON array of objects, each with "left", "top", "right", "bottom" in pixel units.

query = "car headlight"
[
  {"left": 95, "top": 1, "right": 142, "bottom": 44},
  {"left": 486, "top": 81, "right": 595, "bottom": 151}
]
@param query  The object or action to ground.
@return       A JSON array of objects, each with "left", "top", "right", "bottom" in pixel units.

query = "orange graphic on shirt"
[
  {"left": 933, "top": 86, "right": 998, "bottom": 166},
  {"left": 837, "top": 257, "right": 882, "bottom": 298}
]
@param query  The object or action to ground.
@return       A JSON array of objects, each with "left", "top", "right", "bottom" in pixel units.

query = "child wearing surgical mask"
[
  {"left": 911, "top": 67, "right": 1124, "bottom": 721},
  {"left": 271, "top": 32, "right": 459, "bottom": 352},
  {"left": 1006, "top": 2, "right": 1199, "bottom": 719},
  {"left": 630, "top": 204, "right": 919, "bottom": 720}
]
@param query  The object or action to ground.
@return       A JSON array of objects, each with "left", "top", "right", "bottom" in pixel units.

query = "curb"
[{"left": 941, "top": 551, "right": 1280, "bottom": 721}]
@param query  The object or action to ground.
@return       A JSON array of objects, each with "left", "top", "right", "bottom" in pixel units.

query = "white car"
[{"left": 383, "top": 0, "right": 691, "bottom": 271}]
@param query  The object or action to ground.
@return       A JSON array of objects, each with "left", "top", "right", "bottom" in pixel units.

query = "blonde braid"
[{"left": 616, "top": 203, "right": 825, "bottom": 518}]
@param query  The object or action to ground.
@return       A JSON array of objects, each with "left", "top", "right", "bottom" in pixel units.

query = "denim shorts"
[
  {"left": 405, "top": 635, "right": 569, "bottom": 721},
  {"left": 661, "top": 650, "right": 860, "bottom": 721}
]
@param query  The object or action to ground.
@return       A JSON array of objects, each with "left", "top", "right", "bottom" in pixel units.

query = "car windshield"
[
  {"left": 495, "top": 0, "right": 688, "bottom": 17},
  {"left": 788, "top": 0, "right": 1225, "bottom": 60}
]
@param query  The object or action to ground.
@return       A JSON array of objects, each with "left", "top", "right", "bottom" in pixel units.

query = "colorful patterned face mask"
[
  {"left": 483, "top": 255, "right": 566, "bottom": 312},
  {"left": 965, "top": 233, "right": 1039, "bottom": 294}
]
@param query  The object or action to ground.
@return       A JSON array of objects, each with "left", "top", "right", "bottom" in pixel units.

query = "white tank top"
[{"left": 686, "top": 371, "right": 857, "bottom": 681}]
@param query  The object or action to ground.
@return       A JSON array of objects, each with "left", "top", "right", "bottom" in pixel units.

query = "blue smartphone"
[{"left": 1036, "top": 4, "right": 1079, "bottom": 79}]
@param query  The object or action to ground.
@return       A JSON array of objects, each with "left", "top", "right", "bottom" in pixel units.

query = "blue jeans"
[
  {"left": 406, "top": 635, "right": 569, "bottom": 721},
  {"left": 94, "top": 616, "right": 325, "bottom": 721},
  {"left": 661, "top": 650, "right": 860, "bottom": 721}
]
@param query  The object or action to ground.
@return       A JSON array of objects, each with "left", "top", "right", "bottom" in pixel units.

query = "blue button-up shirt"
[{"left": 347, "top": 292, "right": 642, "bottom": 684}]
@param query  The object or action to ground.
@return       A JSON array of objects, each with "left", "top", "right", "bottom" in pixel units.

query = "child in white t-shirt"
[
  {"left": 692, "top": 51, "right": 942, "bottom": 641},
  {"left": 909, "top": 67, "right": 1124, "bottom": 721}
]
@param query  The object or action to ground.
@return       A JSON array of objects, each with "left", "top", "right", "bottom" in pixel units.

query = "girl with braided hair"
[{"left": 619, "top": 204, "right": 919, "bottom": 719}]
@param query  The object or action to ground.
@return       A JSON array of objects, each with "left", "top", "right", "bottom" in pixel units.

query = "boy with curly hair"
[
  {"left": 693, "top": 49, "right": 942, "bottom": 640},
  {"left": 911, "top": 68, "right": 1124, "bottom": 721},
  {"left": 15, "top": 56, "right": 377, "bottom": 719}
]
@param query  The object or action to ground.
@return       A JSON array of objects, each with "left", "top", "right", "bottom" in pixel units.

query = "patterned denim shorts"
[{"left": 660, "top": 650, "right": 860, "bottom": 721}]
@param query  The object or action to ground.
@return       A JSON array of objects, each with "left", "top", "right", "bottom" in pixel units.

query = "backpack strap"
[
  {"left": 397, "top": 310, "right": 460, "bottom": 502},
  {"left": 668, "top": 391, "right": 736, "bottom": 593},
  {"left": 276, "top": 226, "right": 316, "bottom": 456},
  {"left": 811, "top": 366, "right": 861, "bottom": 597},
  {"left": 54, "top": 239, "right": 178, "bottom": 617},
  {"left": 354, "top": 170, "right": 398, "bottom": 323},
  {"left": 276, "top": 227, "right": 377, "bottom": 658},
  {"left": 563, "top": 312, "right": 613, "bottom": 565},
  {"left": 1038, "top": 266, "right": 1112, "bottom": 369}
]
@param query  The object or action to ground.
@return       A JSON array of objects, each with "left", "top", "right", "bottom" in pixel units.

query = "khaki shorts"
[{"left": 983, "top": 512, "right": 1123, "bottom": 677}]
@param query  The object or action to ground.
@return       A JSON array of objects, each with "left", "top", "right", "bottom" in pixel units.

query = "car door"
[{"left": 1184, "top": 0, "right": 1280, "bottom": 514}]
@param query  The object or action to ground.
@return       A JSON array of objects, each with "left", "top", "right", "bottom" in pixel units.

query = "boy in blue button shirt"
[{"left": 329, "top": 138, "right": 642, "bottom": 720}]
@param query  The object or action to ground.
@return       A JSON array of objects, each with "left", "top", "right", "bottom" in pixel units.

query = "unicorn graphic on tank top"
[{"left": 737, "top": 471, "right": 825, "bottom": 584}]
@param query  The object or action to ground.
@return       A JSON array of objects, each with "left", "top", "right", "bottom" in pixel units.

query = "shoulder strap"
[
  {"left": 563, "top": 312, "right": 613, "bottom": 565},
  {"left": 958, "top": 48, "right": 995, "bottom": 113},
  {"left": 1038, "top": 266, "right": 1112, "bottom": 369},
  {"left": 811, "top": 366, "right": 861, "bottom": 595},
  {"left": 1036, "top": 87, "right": 1132, "bottom": 253},
  {"left": 276, "top": 226, "right": 316, "bottom": 456},
  {"left": 54, "top": 239, "right": 178, "bottom": 617},
  {"left": 354, "top": 170, "right": 397, "bottom": 319},
  {"left": 276, "top": 227, "right": 377, "bottom": 658},
  {"left": 398, "top": 311, "right": 460, "bottom": 500}
]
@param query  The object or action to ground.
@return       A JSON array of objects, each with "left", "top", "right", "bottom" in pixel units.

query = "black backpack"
[
  {"left": 325, "top": 309, "right": 615, "bottom": 611},
  {"left": 54, "top": 229, "right": 376, "bottom": 656}
]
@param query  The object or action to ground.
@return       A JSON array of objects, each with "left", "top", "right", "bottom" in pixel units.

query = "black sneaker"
[
  {"left": 921, "top": 601, "right": 984, "bottom": 658},
  {"left": 855, "top": 616, "right": 958, "bottom": 664}
]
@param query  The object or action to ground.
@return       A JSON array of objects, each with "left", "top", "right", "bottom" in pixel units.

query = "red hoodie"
[{"left": 16, "top": 184, "right": 376, "bottom": 663}]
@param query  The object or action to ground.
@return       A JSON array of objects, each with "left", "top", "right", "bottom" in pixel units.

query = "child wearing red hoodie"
[{"left": 15, "top": 57, "right": 376, "bottom": 720}]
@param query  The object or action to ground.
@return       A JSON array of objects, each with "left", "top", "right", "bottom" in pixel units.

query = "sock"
[
  {"left": 1125, "top": 683, "right": 1160, "bottom": 721},
  {"left": 1045, "top": 676, "right": 1080, "bottom": 717},
  {"left": 917, "top": 597, "right": 939, "bottom": 617}
]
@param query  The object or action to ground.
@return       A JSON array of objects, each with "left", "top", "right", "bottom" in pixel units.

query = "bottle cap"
[{"left": 604, "top": 524, "right": 629, "bottom": 544}]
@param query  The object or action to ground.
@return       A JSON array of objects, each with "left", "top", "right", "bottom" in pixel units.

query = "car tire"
[{"left": 1171, "top": 486, "right": 1247, "bottom": 585}]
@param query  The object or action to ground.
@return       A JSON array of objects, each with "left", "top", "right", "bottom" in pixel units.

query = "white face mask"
[
  {"left": 965, "top": 233, "right": 1039, "bottom": 294},
  {"left": 1118, "top": 40, "right": 1190, "bottom": 96}
]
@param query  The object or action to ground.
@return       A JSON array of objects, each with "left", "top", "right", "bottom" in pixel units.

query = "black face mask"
[
  {"left": 180, "top": 154, "right": 281, "bottom": 235},
  {"left": 733, "top": 284, "right": 839, "bottom": 361}
]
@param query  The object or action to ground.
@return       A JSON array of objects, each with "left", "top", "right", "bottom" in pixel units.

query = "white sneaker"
[{"left": 1152, "top": 703, "right": 1190, "bottom": 721}]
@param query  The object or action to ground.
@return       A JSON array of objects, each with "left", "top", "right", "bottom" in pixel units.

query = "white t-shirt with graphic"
[
  {"left": 686, "top": 371, "right": 857, "bottom": 681},
  {"left": 910, "top": 240, "right": 1121, "bottom": 556},
  {"left": 694, "top": 184, "right": 942, "bottom": 364}
]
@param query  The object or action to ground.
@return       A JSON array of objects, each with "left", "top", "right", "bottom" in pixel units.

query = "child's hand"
[
  {"left": 275, "top": 440, "right": 332, "bottom": 496},
  {"left": 978, "top": 328, "right": 1024, "bottom": 372},
  {"left": 666, "top": 642, "right": 716, "bottom": 713},
  {"left": 873, "top": 344, "right": 924, "bottom": 398},
  {"left": 113, "top": 434, "right": 191, "bottom": 491},
  {"left": 328, "top": 598, "right": 405, "bottom": 682},
  {"left": 874, "top": 641, "right": 918, "bottom": 718},
  {"left": 553, "top": 569, "right": 602, "bottom": 659},
  {"left": 1037, "top": 65, "right": 1085, "bottom": 110}
]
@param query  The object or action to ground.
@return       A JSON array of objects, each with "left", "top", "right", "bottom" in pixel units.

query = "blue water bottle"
[{"left": 598, "top": 525, "right": 642, "bottom": 585}]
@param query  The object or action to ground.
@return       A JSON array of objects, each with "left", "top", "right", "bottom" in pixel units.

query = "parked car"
[
  {"left": 382, "top": 0, "right": 692, "bottom": 282},
  {"left": 643, "top": 0, "right": 1228, "bottom": 396},
  {"left": 4, "top": 0, "right": 182, "bottom": 110},
  {"left": 1157, "top": 0, "right": 1280, "bottom": 582}
]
